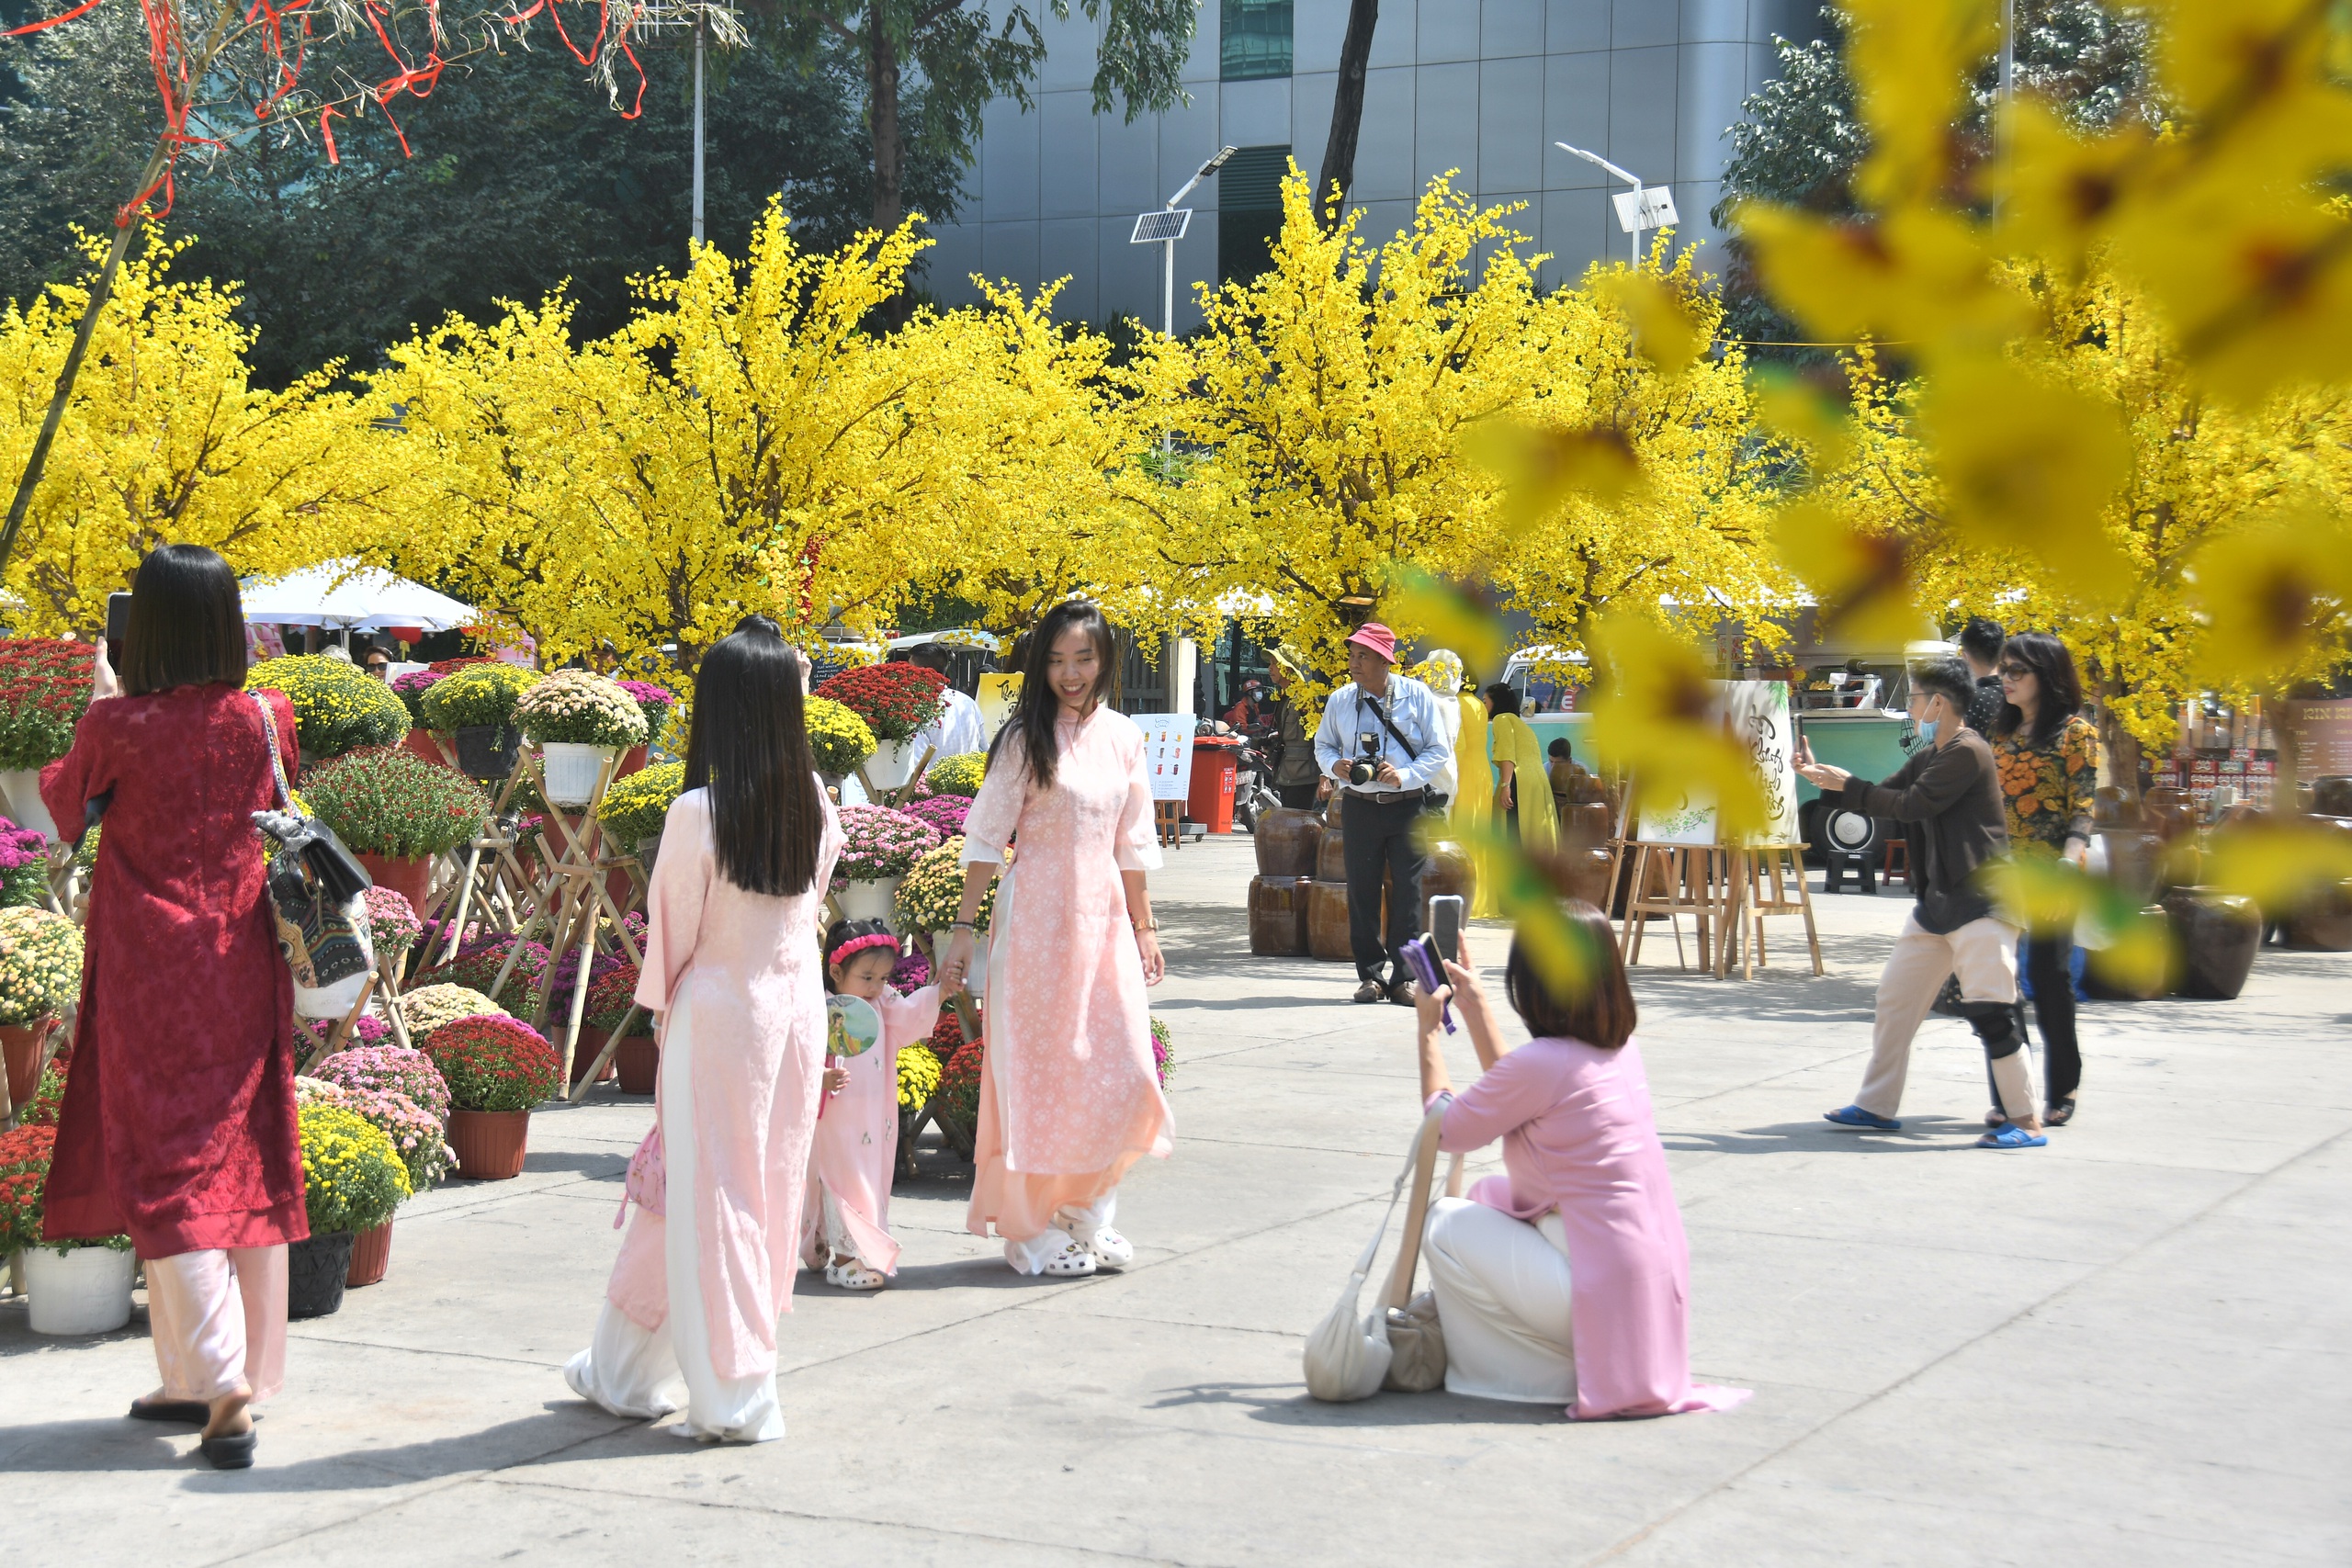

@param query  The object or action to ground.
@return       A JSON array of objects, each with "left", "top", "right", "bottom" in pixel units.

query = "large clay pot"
[
  {"left": 2143, "top": 786, "right": 2197, "bottom": 841},
  {"left": 614, "top": 1035, "right": 660, "bottom": 1095},
  {"left": 1248, "top": 874, "right": 1312, "bottom": 955},
  {"left": 2097, "top": 829, "right": 2165, "bottom": 906},
  {"left": 2164, "top": 886, "right": 2264, "bottom": 999},
  {"left": 1, "top": 1014, "right": 56, "bottom": 1111},
  {"left": 1306, "top": 881, "right": 1355, "bottom": 962},
  {"left": 1315, "top": 820, "right": 1349, "bottom": 883},
  {"left": 345, "top": 1220, "right": 393, "bottom": 1288},
  {"left": 288, "top": 1232, "right": 356, "bottom": 1318},
  {"left": 1553, "top": 844, "right": 1617, "bottom": 909},
  {"left": 2311, "top": 776, "right": 2352, "bottom": 818},
  {"left": 1253, "top": 807, "right": 1324, "bottom": 878},
  {"left": 447, "top": 1108, "right": 531, "bottom": 1179},
  {"left": 2081, "top": 906, "right": 2177, "bottom": 1001},
  {"left": 2282, "top": 876, "right": 2352, "bottom": 950},
  {"left": 1420, "top": 838, "right": 1476, "bottom": 920},
  {"left": 356, "top": 853, "right": 434, "bottom": 923},
  {"left": 24, "top": 1244, "right": 135, "bottom": 1335},
  {"left": 2091, "top": 786, "right": 2138, "bottom": 829}
]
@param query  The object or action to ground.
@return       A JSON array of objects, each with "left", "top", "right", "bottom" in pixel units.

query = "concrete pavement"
[{"left": 4, "top": 834, "right": 2346, "bottom": 1565}]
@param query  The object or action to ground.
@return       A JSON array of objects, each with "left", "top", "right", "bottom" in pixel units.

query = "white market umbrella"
[{"left": 238, "top": 559, "right": 475, "bottom": 632}]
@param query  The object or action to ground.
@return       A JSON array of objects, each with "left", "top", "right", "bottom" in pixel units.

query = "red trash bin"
[{"left": 1189, "top": 737, "right": 1241, "bottom": 833}]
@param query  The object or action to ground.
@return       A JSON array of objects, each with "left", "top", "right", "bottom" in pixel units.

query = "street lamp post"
[
  {"left": 1553, "top": 141, "right": 1678, "bottom": 268},
  {"left": 1130, "top": 145, "right": 1238, "bottom": 341}
]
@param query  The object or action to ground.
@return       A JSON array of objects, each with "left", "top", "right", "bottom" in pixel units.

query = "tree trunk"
[
  {"left": 1314, "top": 0, "right": 1380, "bottom": 231},
  {"left": 0, "top": 137, "right": 172, "bottom": 581},
  {"left": 868, "top": 3, "right": 904, "bottom": 236}
]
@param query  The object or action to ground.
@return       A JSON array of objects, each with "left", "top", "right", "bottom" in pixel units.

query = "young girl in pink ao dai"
[{"left": 802, "top": 919, "right": 943, "bottom": 1290}]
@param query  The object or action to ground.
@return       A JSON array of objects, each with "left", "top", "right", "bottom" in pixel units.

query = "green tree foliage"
[
  {"left": 0, "top": 7, "right": 963, "bottom": 386},
  {"left": 1712, "top": 1, "right": 2152, "bottom": 360},
  {"left": 770, "top": 1, "right": 1197, "bottom": 234}
]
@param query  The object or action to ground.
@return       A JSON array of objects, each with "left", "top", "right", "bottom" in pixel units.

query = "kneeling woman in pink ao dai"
[{"left": 801, "top": 919, "right": 943, "bottom": 1291}]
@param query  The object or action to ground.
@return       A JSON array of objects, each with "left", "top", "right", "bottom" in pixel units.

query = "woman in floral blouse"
[{"left": 1991, "top": 632, "right": 2100, "bottom": 1127}]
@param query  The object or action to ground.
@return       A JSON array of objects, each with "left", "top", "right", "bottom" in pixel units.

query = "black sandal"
[
  {"left": 198, "top": 1429, "right": 257, "bottom": 1469},
  {"left": 2045, "top": 1098, "right": 2075, "bottom": 1127},
  {"left": 129, "top": 1398, "right": 211, "bottom": 1424}
]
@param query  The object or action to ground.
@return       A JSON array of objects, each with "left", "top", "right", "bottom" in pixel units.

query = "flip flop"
[
  {"left": 1824, "top": 1104, "right": 1902, "bottom": 1131},
  {"left": 129, "top": 1398, "right": 211, "bottom": 1425},
  {"left": 198, "top": 1429, "right": 257, "bottom": 1470},
  {"left": 1977, "top": 1122, "right": 2048, "bottom": 1149}
]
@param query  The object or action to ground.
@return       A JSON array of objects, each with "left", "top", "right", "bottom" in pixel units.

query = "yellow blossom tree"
[
  {"left": 0, "top": 231, "right": 408, "bottom": 634},
  {"left": 1151, "top": 168, "right": 1783, "bottom": 688}
]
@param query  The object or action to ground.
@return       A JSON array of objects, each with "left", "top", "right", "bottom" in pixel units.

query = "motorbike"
[{"left": 1233, "top": 724, "right": 1283, "bottom": 833}]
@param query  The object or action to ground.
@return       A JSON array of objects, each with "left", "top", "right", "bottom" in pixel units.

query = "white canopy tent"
[{"left": 239, "top": 560, "right": 475, "bottom": 638}]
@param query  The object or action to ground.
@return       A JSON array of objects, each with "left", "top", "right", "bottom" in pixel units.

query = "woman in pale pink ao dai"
[
  {"left": 938, "top": 600, "right": 1170, "bottom": 1278},
  {"left": 1411, "top": 909, "right": 1748, "bottom": 1421},
  {"left": 565, "top": 626, "right": 840, "bottom": 1442}
]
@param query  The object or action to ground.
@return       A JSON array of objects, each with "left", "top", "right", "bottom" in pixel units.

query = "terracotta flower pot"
[
  {"left": 288, "top": 1232, "right": 356, "bottom": 1318},
  {"left": 614, "top": 1036, "right": 659, "bottom": 1096},
  {"left": 447, "top": 1107, "right": 532, "bottom": 1179},
  {"left": 356, "top": 853, "right": 434, "bottom": 922},
  {"left": 616, "top": 744, "right": 650, "bottom": 779},
  {"left": 570, "top": 1025, "right": 616, "bottom": 1086},
  {"left": 345, "top": 1220, "right": 393, "bottom": 1288},
  {"left": 1, "top": 1014, "right": 56, "bottom": 1111},
  {"left": 400, "top": 728, "right": 456, "bottom": 771}
]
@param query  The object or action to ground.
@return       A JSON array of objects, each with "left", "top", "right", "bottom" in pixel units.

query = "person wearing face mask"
[{"left": 1795, "top": 656, "right": 2046, "bottom": 1149}]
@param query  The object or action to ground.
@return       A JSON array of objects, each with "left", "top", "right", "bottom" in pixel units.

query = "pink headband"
[{"left": 829, "top": 931, "right": 900, "bottom": 965}]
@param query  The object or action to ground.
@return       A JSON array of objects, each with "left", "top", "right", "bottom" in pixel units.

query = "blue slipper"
[
  {"left": 1824, "top": 1105, "right": 1901, "bottom": 1130},
  {"left": 1977, "top": 1122, "right": 2047, "bottom": 1149}
]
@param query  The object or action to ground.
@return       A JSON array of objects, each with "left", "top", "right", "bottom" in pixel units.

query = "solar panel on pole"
[{"left": 1130, "top": 209, "right": 1193, "bottom": 244}]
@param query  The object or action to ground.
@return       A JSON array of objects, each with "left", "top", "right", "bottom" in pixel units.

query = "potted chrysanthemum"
[
  {"left": 581, "top": 964, "right": 655, "bottom": 1092},
  {"left": 298, "top": 1062, "right": 449, "bottom": 1287},
  {"left": 246, "top": 655, "right": 411, "bottom": 763},
  {"left": 289, "top": 1102, "right": 411, "bottom": 1316},
  {"left": 419, "top": 661, "right": 539, "bottom": 781},
  {"left": 399, "top": 983, "right": 508, "bottom": 1042},
  {"left": 598, "top": 760, "right": 683, "bottom": 873},
  {"left": 0, "top": 907, "right": 81, "bottom": 1112},
  {"left": 616, "top": 681, "right": 674, "bottom": 776},
  {"left": 300, "top": 747, "right": 492, "bottom": 918},
  {"left": 926, "top": 751, "right": 987, "bottom": 798},
  {"left": 424, "top": 1014, "right": 562, "bottom": 1179},
  {"left": 812, "top": 664, "right": 945, "bottom": 789},
  {"left": 894, "top": 835, "right": 999, "bottom": 987},
  {"left": 2, "top": 1122, "right": 139, "bottom": 1334},
  {"left": 0, "top": 638, "right": 91, "bottom": 840},
  {"left": 805, "top": 696, "right": 876, "bottom": 791},
  {"left": 833, "top": 805, "right": 941, "bottom": 927},
  {"left": 514, "top": 671, "right": 649, "bottom": 807}
]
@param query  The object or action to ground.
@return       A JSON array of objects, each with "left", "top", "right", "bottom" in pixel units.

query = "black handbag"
[{"left": 249, "top": 694, "right": 376, "bottom": 1016}]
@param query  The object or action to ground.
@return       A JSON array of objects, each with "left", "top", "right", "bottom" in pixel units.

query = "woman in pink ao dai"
[
  {"left": 938, "top": 600, "right": 1170, "bottom": 1278},
  {"left": 566, "top": 627, "right": 840, "bottom": 1442}
]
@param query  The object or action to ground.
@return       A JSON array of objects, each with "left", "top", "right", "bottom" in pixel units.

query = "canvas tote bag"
[
  {"left": 248, "top": 694, "right": 376, "bottom": 1018},
  {"left": 1303, "top": 1106, "right": 1463, "bottom": 1401}
]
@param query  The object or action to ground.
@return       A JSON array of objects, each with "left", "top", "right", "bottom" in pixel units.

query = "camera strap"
[{"left": 1360, "top": 690, "right": 1419, "bottom": 762}]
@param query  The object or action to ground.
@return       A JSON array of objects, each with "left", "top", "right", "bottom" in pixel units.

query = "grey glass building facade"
[{"left": 922, "top": 1, "right": 1828, "bottom": 331}]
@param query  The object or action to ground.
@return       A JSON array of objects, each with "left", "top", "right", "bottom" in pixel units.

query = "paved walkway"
[{"left": 5, "top": 835, "right": 2346, "bottom": 1565}]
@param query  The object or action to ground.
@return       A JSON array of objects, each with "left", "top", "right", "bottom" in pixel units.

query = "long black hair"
[
  {"left": 988, "top": 599, "right": 1115, "bottom": 792},
  {"left": 1994, "top": 631, "right": 2083, "bottom": 750},
  {"left": 684, "top": 626, "right": 823, "bottom": 897},
  {"left": 121, "top": 544, "right": 247, "bottom": 696}
]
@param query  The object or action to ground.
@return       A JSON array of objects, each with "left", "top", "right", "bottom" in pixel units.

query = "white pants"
[
  {"left": 565, "top": 995, "right": 785, "bottom": 1442},
  {"left": 1421, "top": 1197, "right": 1577, "bottom": 1405},
  {"left": 144, "top": 1246, "right": 288, "bottom": 1404}
]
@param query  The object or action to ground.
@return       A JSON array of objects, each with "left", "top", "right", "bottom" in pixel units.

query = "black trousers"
[
  {"left": 2025, "top": 922, "right": 2081, "bottom": 1101},
  {"left": 1341, "top": 793, "right": 1427, "bottom": 984},
  {"left": 1276, "top": 781, "right": 1322, "bottom": 810}
]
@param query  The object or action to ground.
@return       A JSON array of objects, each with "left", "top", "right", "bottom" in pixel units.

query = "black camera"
[{"left": 1347, "top": 731, "right": 1380, "bottom": 786}]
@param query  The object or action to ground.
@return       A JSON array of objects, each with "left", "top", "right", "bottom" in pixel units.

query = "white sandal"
[
  {"left": 824, "top": 1258, "right": 887, "bottom": 1292},
  {"left": 1080, "top": 1225, "right": 1134, "bottom": 1270},
  {"left": 1036, "top": 1236, "right": 1097, "bottom": 1278}
]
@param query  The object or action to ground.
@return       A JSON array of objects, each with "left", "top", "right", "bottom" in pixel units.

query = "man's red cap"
[{"left": 1345, "top": 622, "right": 1396, "bottom": 663}]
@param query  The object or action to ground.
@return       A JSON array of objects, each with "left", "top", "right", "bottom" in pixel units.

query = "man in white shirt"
[
  {"left": 1312, "top": 622, "right": 1453, "bottom": 1005},
  {"left": 905, "top": 641, "right": 987, "bottom": 761}
]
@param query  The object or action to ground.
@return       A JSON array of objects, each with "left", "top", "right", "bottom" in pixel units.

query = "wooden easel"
[
  {"left": 1617, "top": 840, "right": 1721, "bottom": 972},
  {"left": 422, "top": 744, "right": 539, "bottom": 970},
  {"left": 1712, "top": 842, "right": 1824, "bottom": 980}
]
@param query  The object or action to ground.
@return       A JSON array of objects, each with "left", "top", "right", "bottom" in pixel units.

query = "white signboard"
[
  {"left": 1134, "top": 713, "right": 1195, "bottom": 802},
  {"left": 1631, "top": 681, "right": 1799, "bottom": 847}
]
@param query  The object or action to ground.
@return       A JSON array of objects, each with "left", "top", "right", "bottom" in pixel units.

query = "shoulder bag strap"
[
  {"left": 250, "top": 691, "right": 292, "bottom": 812},
  {"left": 1385, "top": 1106, "right": 1447, "bottom": 1311}
]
